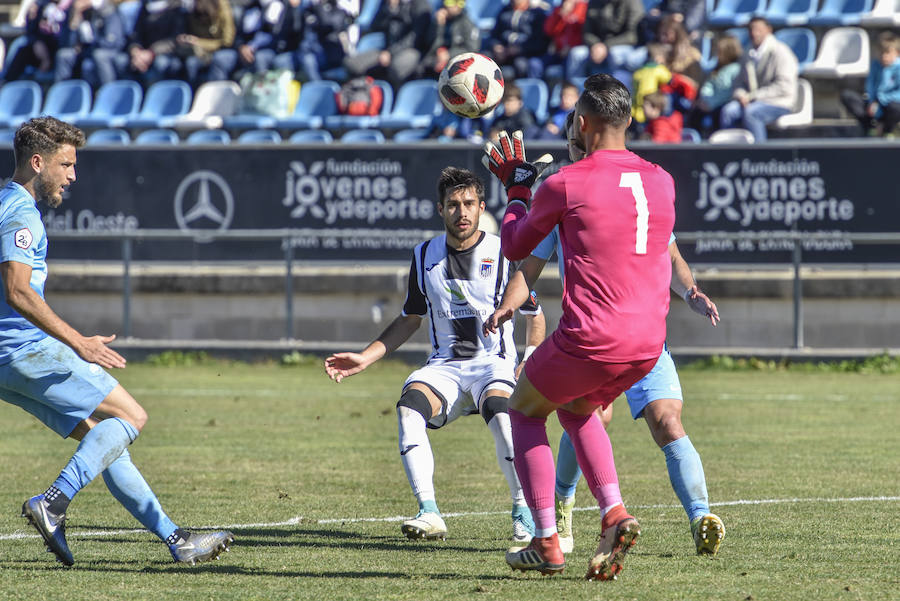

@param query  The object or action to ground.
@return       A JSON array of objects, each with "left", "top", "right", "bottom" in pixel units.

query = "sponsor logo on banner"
[{"left": 174, "top": 170, "right": 234, "bottom": 240}]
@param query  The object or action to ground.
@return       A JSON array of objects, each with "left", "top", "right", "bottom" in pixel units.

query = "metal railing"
[{"left": 50, "top": 229, "right": 900, "bottom": 349}]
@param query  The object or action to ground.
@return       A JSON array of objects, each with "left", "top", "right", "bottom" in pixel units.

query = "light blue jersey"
[
  {"left": 0, "top": 181, "right": 49, "bottom": 362},
  {"left": 531, "top": 227, "right": 682, "bottom": 419}
]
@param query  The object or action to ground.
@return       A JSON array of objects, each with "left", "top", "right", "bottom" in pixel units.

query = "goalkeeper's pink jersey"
[{"left": 501, "top": 149, "right": 676, "bottom": 362}]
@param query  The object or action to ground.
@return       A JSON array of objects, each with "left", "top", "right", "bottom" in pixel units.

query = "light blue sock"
[
  {"left": 102, "top": 448, "right": 179, "bottom": 541},
  {"left": 555, "top": 431, "right": 582, "bottom": 499},
  {"left": 53, "top": 417, "right": 139, "bottom": 500},
  {"left": 419, "top": 499, "right": 439, "bottom": 515},
  {"left": 663, "top": 435, "right": 710, "bottom": 523}
]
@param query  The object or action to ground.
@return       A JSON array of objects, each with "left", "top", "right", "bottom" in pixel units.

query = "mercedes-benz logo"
[{"left": 174, "top": 170, "right": 234, "bottom": 242}]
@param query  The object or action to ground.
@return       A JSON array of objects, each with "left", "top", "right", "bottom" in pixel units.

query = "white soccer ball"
[{"left": 438, "top": 52, "right": 505, "bottom": 119}]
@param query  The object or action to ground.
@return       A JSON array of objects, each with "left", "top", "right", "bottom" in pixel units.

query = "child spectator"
[
  {"left": 631, "top": 43, "right": 671, "bottom": 123},
  {"left": 489, "top": 82, "right": 538, "bottom": 140},
  {"left": 642, "top": 90, "right": 682, "bottom": 143},
  {"left": 538, "top": 80, "right": 580, "bottom": 139},
  {"left": 687, "top": 33, "right": 741, "bottom": 137},
  {"left": 840, "top": 31, "right": 900, "bottom": 137}
]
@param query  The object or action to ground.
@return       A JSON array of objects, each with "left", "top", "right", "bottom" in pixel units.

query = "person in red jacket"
[
  {"left": 542, "top": 0, "right": 588, "bottom": 79},
  {"left": 641, "top": 91, "right": 682, "bottom": 143}
]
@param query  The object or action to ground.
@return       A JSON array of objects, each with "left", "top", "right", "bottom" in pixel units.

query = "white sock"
[
  {"left": 397, "top": 407, "right": 435, "bottom": 504},
  {"left": 487, "top": 413, "right": 526, "bottom": 506}
]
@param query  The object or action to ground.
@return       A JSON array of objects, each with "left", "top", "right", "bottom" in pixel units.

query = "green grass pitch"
[{"left": 0, "top": 359, "right": 897, "bottom": 600}]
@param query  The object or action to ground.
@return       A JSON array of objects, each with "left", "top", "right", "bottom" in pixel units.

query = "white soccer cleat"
[
  {"left": 555, "top": 495, "right": 575, "bottom": 554},
  {"left": 511, "top": 504, "right": 534, "bottom": 544},
  {"left": 401, "top": 511, "right": 447, "bottom": 541}
]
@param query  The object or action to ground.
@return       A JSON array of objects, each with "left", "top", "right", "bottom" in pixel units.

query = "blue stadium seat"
[
  {"left": 378, "top": 80, "right": 441, "bottom": 130},
  {"left": 86, "top": 128, "right": 131, "bottom": 146},
  {"left": 75, "top": 80, "right": 143, "bottom": 129},
  {"left": 681, "top": 127, "right": 702, "bottom": 143},
  {"left": 0, "top": 128, "right": 18, "bottom": 146},
  {"left": 288, "top": 129, "right": 334, "bottom": 143},
  {"left": 236, "top": 129, "right": 283, "bottom": 144},
  {"left": 42, "top": 80, "right": 92, "bottom": 122},
  {"left": 340, "top": 128, "right": 386, "bottom": 143},
  {"left": 707, "top": 0, "right": 767, "bottom": 27},
  {"left": 356, "top": 0, "right": 382, "bottom": 30},
  {"left": 466, "top": 0, "right": 506, "bottom": 30},
  {"left": 774, "top": 27, "right": 818, "bottom": 69},
  {"left": 133, "top": 128, "right": 180, "bottom": 145},
  {"left": 809, "top": 0, "right": 874, "bottom": 25},
  {"left": 325, "top": 79, "right": 394, "bottom": 129},
  {"left": 515, "top": 78, "right": 550, "bottom": 125},
  {"left": 278, "top": 80, "right": 341, "bottom": 130},
  {"left": 117, "top": 0, "right": 141, "bottom": 35},
  {"left": 356, "top": 31, "right": 385, "bottom": 53},
  {"left": 186, "top": 129, "right": 231, "bottom": 144},
  {"left": 125, "top": 80, "right": 192, "bottom": 129},
  {"left": 392, "top": 128, "right": 430, "bottom": 142},
  {"left": 0, "top": 81, "right": 42, "bottom": 128},
  {"left": 763, "top": 0, "right": 819, "bottom": 25}
]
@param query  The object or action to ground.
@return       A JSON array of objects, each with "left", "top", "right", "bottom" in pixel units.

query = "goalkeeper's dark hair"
[
  {"left": 437, "top": 166, "right": 485, "bottom": 205},
  {"left": 14, "top": 117, "right": 85, "bottom": 170},
  {"left": 578, "top": 74, "right": 632, "bottom": 129}
]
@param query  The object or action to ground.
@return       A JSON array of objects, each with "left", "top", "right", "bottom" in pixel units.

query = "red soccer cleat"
[{"left": 505, "top": 533, "right": 566, "bottom": 576}]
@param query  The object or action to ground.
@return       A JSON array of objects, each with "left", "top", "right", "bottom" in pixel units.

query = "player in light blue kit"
[{"left": 2, "top": 117, "right": 234, "bottom": 566}]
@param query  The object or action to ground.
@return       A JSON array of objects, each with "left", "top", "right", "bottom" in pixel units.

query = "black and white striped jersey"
[{"left": 403, "top": 231, "right": 541, "bottom": 362}]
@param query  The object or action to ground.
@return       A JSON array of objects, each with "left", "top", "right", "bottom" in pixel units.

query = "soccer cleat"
[
  {"left": 169, "top": 530, "right": 235, "bottom": 565},
  {"left": 401, "top": 511, "right": 447, "bottom": 541},
  {"left": 585, "top": 511, "right": 641, "bottom": 581},
  {"left": 555, "top": 495, "right": 575, "bottom": 554},
  {"left": 22, "top": 495, "right": 74, "bottom": 566},
  {"left": 505, "top": 533, "right": 565, "bottom": 575},
  {"left": 511, "top": 504, "right": 534, "bottom": 544},
  {"left": 692, "top": 513, "right": 725, "bottom": 556}
]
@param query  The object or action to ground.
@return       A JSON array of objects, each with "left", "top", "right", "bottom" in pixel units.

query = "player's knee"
[
  {"left": 648, "top": 411, "right": 685, "bottom": 446},
  {"left": 480, "top": 395, "right": 508, "bottom": 425},
  {"left": 128, "top": 405, "right": 148, "bottom": 432},
  {"left": 396, "top": 388, "right": 433, "bottom": 421}
]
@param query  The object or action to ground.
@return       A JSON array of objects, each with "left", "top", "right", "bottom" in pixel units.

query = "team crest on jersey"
[
  {"left": 480, "top": 258, "right": 494, "bottom": 279},
  {"left": 14, "top": 228, "right": 33, "bottom": 249}
]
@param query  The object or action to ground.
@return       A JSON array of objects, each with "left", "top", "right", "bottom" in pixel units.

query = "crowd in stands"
[{"left": 0, "top": 0, "right": 898, "bottom": 144}]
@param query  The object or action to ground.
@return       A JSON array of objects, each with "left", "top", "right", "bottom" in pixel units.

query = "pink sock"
[
  {"left": 509, "top": 409, "right": 557, "bottom": 534},
  {"left": 557, "top": 409, "right": 623, "bottom": 509}
]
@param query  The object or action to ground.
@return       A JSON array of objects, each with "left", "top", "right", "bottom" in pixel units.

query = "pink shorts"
[{"left": 524, "top": 333, "right": 658, "bottom": 409}]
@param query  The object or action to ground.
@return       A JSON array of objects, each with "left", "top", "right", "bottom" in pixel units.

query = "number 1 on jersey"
[{"left": 619, "top": 172, "right": 649, "bottom": 255}]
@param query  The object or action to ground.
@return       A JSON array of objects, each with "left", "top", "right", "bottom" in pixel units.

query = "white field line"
[{"left": 1, "top": 496, "right": 897, "bottom": 542}]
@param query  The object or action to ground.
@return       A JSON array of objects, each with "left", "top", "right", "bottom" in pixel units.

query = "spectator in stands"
[
  {"left": 344, "top": 0, "right": 432, "bottom": 90},
  {"left": 488, "top": 81, "right": 538, "bottom": 141},
  {"left": 54, "top": 0, "right": 127, "bottom": 89},
  {"left": 420, "top": 0, "right": 480, "bottom": 79},
  {"left": 639, "top": 0, "right": 705, "bottom": 44},
  {"left": 687, "top": 33, "right": 741, "bottom": 137},
  {"left": 178, "top": 0, "right": 235, "bottom": 86},
  {"left": 719, "top": 17, "right": 797, "bottom": 142},
  {"left": 292, "top": 0, "right": 354, "bottom": 81},
  {"left": 209, "top": 0, "right": 287, "bottom": 79},
  {"left": 568, "top": 0, "right": 644, "bottom": 78},
  {"left": 657, "top": 14, "right": 702, "bottom": 87},
  {"left": 538, "top": 80, "right": 579, "bottom": 139},
  {"left": 486, "top": 0, "right": 549, "bottom": 80},
  {"left": 641, "top": 90, "right": 682, "bottom": 143},
  {"left": 2, "top": 0, "right": 68, "bottom": 83},
  {"left": 631, "top": 43, "right": 671, "bottom": 124},
  {"left": 541, "top": 0, "right": 587, "bottom": 80},
  {"left": 123, "top": 0, "right": 186, "bottom": 87},
  {"left": 840, "top": 31, "right": 900, "bottom": 138}
]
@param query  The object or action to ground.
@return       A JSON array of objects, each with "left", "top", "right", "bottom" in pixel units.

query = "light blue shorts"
[
  {"left": 623, "top": 346, "right": 683, "bottom": 420},
  {"left": 0, "top": 336, "right": 119, "bottom": 438}
]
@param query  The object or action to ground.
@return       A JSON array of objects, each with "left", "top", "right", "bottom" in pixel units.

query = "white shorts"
[{"left": 403, "top": 355, "right": 516, "bottom": 429}]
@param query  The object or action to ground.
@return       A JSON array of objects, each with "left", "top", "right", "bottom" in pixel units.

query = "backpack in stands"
[{"left": 337, "top": 77, "right": 384, "bottom": 116}]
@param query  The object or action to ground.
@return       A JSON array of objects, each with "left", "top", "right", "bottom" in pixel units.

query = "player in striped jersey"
[{"left": 325, "top": 167, "right": 544, "bottom": 544}]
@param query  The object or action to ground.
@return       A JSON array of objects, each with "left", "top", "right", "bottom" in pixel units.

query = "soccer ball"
[{"left": 438, "top": 52, "right": 505, "bottom": 119}]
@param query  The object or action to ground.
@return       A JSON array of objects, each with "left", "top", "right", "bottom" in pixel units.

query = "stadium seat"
[
  {"left": 340, "top": 128, "right": 386, "bottom": 143},
  {"left": 774, "top": 28, "right": 817, "bottom": 70},
  {"left": 0, "top": 80, "right": 42, "bottom": 128},
  {"left": 42, "top": 80, "right": 92, "bottom": 122},
  {"left": 236, "top": 129, "right": 283, "bottom": 144},
  {"left": 466, "top": 0, "right": 505, "bottom": 30},
  {"left": 86, "top": 128, "right": 131, "bottom": 146},
  {"left": 378, "top": 80, "right": 441, "bottom": 130},
  {"left": 325, "top": 79, "right": 394, "bottom": 129},
  {"left": 682, "top": 127, "right": 702, "bottom": 143},
  {"left": 117, "top": 0, "right": 141, "bottom": 35},
  {"left": 355, "top": 31, "right": 385, "bottom": 53},
  {"left": 707, "top": 0, "right": 767, "bottom": 26},
  {"left": 0, "top": 128, "right": 17, "bottom": 146},
  {"left": 186, "top": 129, "right": 231, "bottom": 144},
  {"left": 0, "top": 38, "right": 5, "bottom": 70},
  {"left": 514, "top": 78, "right": 550, "bottom": 125},
  {"left": 771, "top": 78, "right": 814, "bottom": 129},
  {"left": 133, "top": 128, "right": 180, "bottom": 145},
  {"left": 288, "top": 129, "right": 334, "bottom": 143},
  {"left": 802, "top": 27, "right": 870, "bottom": 78},
  {"left": 809, "top": 0, "right": 874, "bottom": 25},
  {"left": 125, "top": 80, "right": 192, "bottom": 129},
  {"left": 174, "top": 80, "right": 242, "bottom": 130},
  {"left": 709, "top": 128, "right": 756, "bottom": 143},
  {"left": 860, "top": 0, "right": 900, "bottom": 26},
  {"left": 75, "top": 80, "right": 143, "bottom": 129},
  {"left": 278, "top": 80, "right": 341, "bottom": 130},
  {"left": 392, "top": 128, "right": 430, "bottom": 142},
  {"left": 764, "top": 0, "right": 819, "bottom": 25},
  {"left": 356, "top": 0, "right": 381, "bottom": 30}
]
